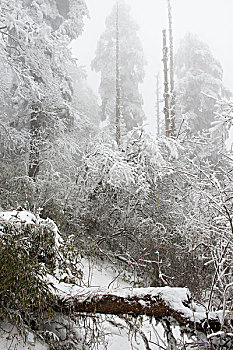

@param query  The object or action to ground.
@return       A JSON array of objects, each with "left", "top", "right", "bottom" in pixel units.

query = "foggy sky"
[{"left": 72, "top": 0, "right": 233, "bottom": 134}]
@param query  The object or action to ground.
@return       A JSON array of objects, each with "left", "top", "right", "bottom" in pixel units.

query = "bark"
[
  {"left": 115, "top": 1, "right": 121, "bottom": 147},
  {"left": 167, "top": 0, "right": 176, "bottom": 136},
  {"left": 162, "top": 29, "right": 170, "bottom": 137},
  {"left": 156, "top": 74, "right": 160, "bottom": 138},
  {"left": 28, "top": 104, "right": 41, "bottom": 179},
  {"left": 54, "top": 286, "right": 224, "bottom": 334}
]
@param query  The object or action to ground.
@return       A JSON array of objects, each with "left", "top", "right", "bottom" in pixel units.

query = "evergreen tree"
[
  {"left": 92, "top": 1, "right": 146, "bottom": 133},
  {"left": 0, "top": 0, "right": 89, "bottom": 179},
  {"left": 175, "top": 33, "right": 230, "bottom": 134}
]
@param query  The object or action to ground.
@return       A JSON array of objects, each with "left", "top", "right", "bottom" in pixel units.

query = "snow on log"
[
  {"left": 0, "top": 210, "right": 230, "bottom": 335},
  {"left": 50, "top": 278, "right": 225, "bottom": 333}
]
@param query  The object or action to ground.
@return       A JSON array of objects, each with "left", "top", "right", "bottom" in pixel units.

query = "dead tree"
[
  {"left": 156, "top": 74, "right": 160, "bottom": 138},
  {"left": 115, "top": 1, "right": 121, "bottom": 147},
  {"left": 162, "top": 29, "right": 170, "bottom": 137},
  {"left": 54, "top": 285, "right": 227, "bottom": 336},
  {"left": 167, "top": 0, "right": 176, "bottom": 136}
]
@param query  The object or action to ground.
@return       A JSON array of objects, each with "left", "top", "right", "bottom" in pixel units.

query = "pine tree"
[
  {"left": 92, "top": 1, "right": 146, "bottom": 135},
  {"left": 175, "top": 33, "right": 231, "bottom": 134}
]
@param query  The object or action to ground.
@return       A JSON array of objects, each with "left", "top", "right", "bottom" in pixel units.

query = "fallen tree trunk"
[{"left": 51, "top": 281, "right": 227, "bottom": 334}]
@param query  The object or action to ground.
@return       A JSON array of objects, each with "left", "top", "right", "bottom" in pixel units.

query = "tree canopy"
[{"left": 175, "top": 33, "right": 231, "bottom": 134}]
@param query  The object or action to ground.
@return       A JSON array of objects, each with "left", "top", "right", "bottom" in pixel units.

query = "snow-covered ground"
[
  {"left": 74, "top": 258, "right": 167, "bottom": 350},
  {"left": 0, "top": 209, "right": 162, "bottom": 350},
  {"left": 0, "top": 209, "right": 211, "bottom": 349},
  {"left": 0, "top": 256, "right": 164, "bottom": 350},
  {"left": 0, "top": 321, "right": 48, "bottom": 350},
  {"left": 81, "top": 256, "right": 138, "bottom": 288}
]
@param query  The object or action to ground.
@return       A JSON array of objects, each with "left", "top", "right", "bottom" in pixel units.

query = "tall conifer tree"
[{"left": 92, "top": 1, "right": 146, "bottom": 137}]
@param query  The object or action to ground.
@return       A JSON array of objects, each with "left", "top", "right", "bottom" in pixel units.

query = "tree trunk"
[
  {"left": 115, "top": 1, "right": 121, "bottom": 147},
  {"left": 156, "top": 73, "right": 160, "bottom": 138},
  {"left": 162, "top": 29, "right": 170, "bottom": 137},
  {"left": 167, "top": 0, "right": 176, "bottom": 136},
  {"left": 28, "top": 104, "right": 41, "bottom": 179},
  {"left": 54, "top": 286, "right": 223, "bottom": 334}
]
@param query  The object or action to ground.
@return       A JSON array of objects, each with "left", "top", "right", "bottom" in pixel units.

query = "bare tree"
[
  {"left": 162, "top": 29, "right": 170, "bottom": 137},
  {"left": 167, "top": 0, "right": 176, "bottom": 136},
  {"left": 115, "top": 1, "right": 121, "bottom": 147},
  {"left": 156, "top": 73, "right": 160, "bottom": 138}
]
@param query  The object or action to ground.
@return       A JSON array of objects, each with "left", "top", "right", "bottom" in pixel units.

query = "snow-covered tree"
[
  {"left": 92, "top": 1, "right": 146, "bottom": 133},
  {"left": 0, "top": 0, "right": 88, "bottom": 178},
  {"left": 175, "top": 33, "right": 231, "bottom": 134}
]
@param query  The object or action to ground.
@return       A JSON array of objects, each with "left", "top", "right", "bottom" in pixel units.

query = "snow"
[
  {"left": 46, "top": 271, "right": 210, "bottom": 324},
  {"left": 0, "top": 321, "right": 48, "bottom": 350},
  {"left": 80, "top": 257, "right": 134, "bottom": 288},
  {"left": 42, "top": 259, "right": 168, "bottom": 349},
  {"left": 226, "top": 125, "right": 233, "bottom": 151},
  {"left": 0, "top": 209, "right": 37, "bottom": 224},
  {"left": 44, "top": 261, "right": 167, "bottom": 350},
  {"left": 0, "top": 210, "right": 224, "bottom": 349},
  {"left": 0, "top": 209, "right": 62, "bottom": 248}
]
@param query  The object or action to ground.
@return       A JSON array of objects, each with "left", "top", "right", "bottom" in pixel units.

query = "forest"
[{"left": 0, "top": 0, "right": 233, "bottom": 349}]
